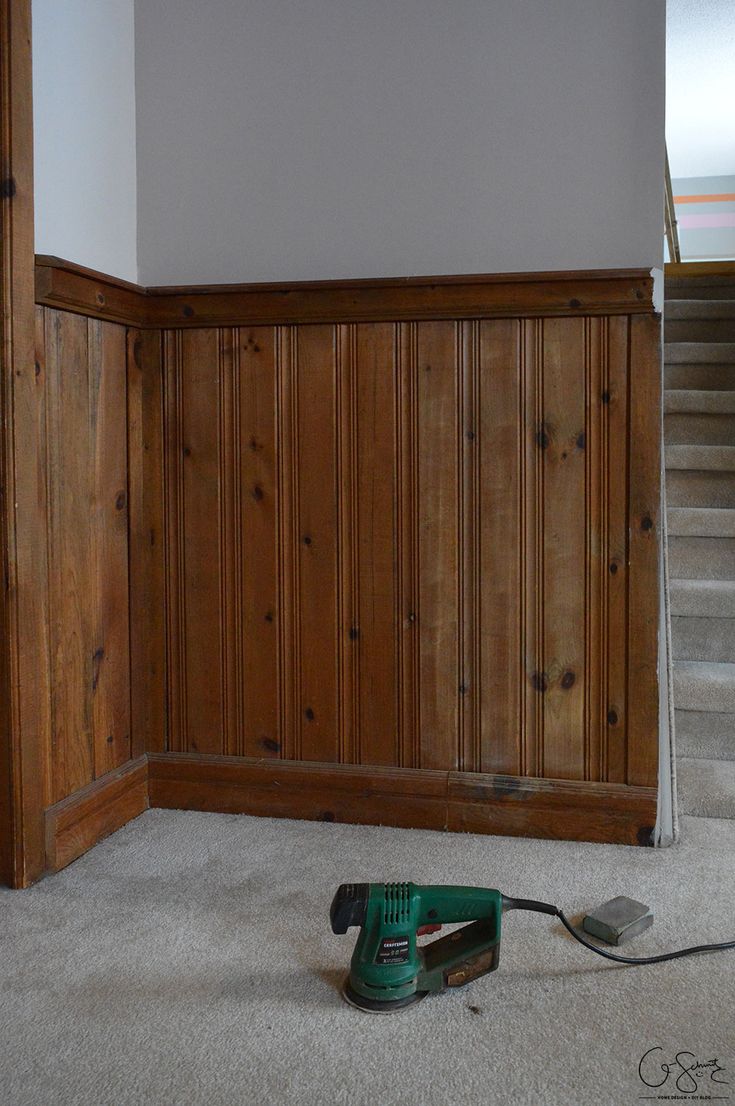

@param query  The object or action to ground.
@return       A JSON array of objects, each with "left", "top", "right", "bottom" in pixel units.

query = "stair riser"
[
  {"left": 673, "top": 671, "right": 735, "bottom": 713},
  {"left": 667, "top": 508, "right": 735, "bottom": 539},
  {"left": 677, "top": 757, "right": 735, "bottom": 819},
  {"left": 666, "top": 300, "right": 735, "bottom": 321},
  {"left": 668, "top": 536, "right": 735, "bottom": 580},
  {"left": 669, "top": 582, "right": 735, "bottom": 618},
  {"left": 666, "top": 471, "right": 735, "bottom": 508},
  {"left": 666, "top": 447, "right": 735, "bottom": 471},
  {"left": 666, "top": 282, "right": 735, "bottom": 300},
  {"left": 675, "top": 710, "right": 735, "bottom": 760},
  {"left": 665, "top": 391, "right": 735, "bottom": 416},
  {"left": 665, "top": 365, "right": 735, "bottom": 390},
  {"left": 665, "top": 413, "right": 735, "bottom": 445},
  {"left": 672, "top": 616, "right": 735, "bottom": 663},
  {"left": 665, "top": 319, "right": 735, "bottom": 342},
  {"left": 665, "top": 343, "right": 735, "bottom": 363}
]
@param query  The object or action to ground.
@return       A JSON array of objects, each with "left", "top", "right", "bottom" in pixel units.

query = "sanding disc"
[{"left": 341, "top": 978, "right": 427, "bottom": 1014}]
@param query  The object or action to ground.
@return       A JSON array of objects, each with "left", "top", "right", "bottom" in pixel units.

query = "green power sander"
[{"left": 330, "top": 881, "right": 735, "bottom": 1013}]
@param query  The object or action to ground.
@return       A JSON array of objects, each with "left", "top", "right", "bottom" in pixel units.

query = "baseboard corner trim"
[{"left": 44, "top": 755, "right": 149, "bottom": 874}]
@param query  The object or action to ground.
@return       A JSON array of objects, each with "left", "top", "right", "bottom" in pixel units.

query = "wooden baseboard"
[
  {"left": 45, "top": 756, "right": 149, "bottom": 873},
  {"left": 147, "top": 753, "right": 657, "bottom": 846},
  {"left": 39, "top": 751, "right": 657, "bottom": 876}
]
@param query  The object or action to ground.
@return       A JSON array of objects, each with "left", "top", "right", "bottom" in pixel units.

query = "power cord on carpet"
[{"left": 502, "top": 896, "right": 735, "bottom": 965}]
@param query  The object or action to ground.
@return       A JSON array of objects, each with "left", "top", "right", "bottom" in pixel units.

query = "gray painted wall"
[
  {"left": 135, "top": 0, "right": 666, "bottom": 286},
  {"left": 33, "top": 0, "right": 138, "bottom": 283}
]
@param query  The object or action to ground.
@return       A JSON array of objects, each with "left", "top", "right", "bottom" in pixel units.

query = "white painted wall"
[
  {"left": 667, "top": 0, "right": 735, "bottom": 179},
  {"left": 33, "top": 0, "right": 137, "bottom": 283},
  {"left": 135, "top": 0, "right": 666, "bottom": 286}
]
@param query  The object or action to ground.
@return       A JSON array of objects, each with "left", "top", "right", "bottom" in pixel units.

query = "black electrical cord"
[{"left": 502, "top": 896, "right": 735, "bottom": 965}]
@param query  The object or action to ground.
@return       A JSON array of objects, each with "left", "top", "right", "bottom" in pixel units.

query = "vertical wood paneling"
[
  {"left": 541, "top": 318, "right": 587, "bottom": 780},
  {"left": 353, "top": 322, "right": 398, "bottom": 766},
  {"left": 626, "top": 313, "right": 661, "bottom": 789},
  {"left": 180, "top": 329, "right": 224, "bottom": 753},
  {"left": 295, "top": 325, "right": 339, "bottom": 762},
  {"left": 605, "top": 317, "right": 630, "bottom": 783},
  {"left": 42, "top": 308, "right": 134, "bottom": 802},
  {"left": 2, "top": 0, "right": 50, "bottom": 885},
  {"left": 459, "top": 321, "right": 479, "bottom": 773},
  {"left": 164, "top": 331, "right": 186, "bottom": 752},
  {"left": 88, "top": 319, "right": 131, "bottom": 778},
  {"left": 522, "top": 319, "right": 543, "bottom": 779},
  {"left": 157, "top": 301, "right": 658, "bottom": 800},
  {"left": 416, "top": 321, "right": 461, "bottom": 771},
  {"left": 584, "top": 318, "right": 604, "bottom": 783},
  {"left": 397, "top": 323, "right": 419, "bottom": 769},
  {"left": 33, "top": 307, "right": 53, "bottom": 806},
  {"left": 336, "top": 324, "right": 358, "bottom": 765},
  {"left": 238, "top": 326, "right": 279, "bottom": 757},
  {"left": 275, "top": 326, "right": 298, "bottom": 761},
  {"left": 219, "top": 327, "right": 239, "bottom": 756},
  {"left": 127, "top": 328, "right": 166, "bottom": 757},
  {"left": 45, "top": 309, "right": 94, "bottom": 801},
  {"left": 478, "top": 318, "right": 523, "bottom": 775}
]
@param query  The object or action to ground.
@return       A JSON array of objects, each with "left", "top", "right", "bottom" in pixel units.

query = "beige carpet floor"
[{"left": 1, "top": 809, "right": 734, "bottom": 1106}]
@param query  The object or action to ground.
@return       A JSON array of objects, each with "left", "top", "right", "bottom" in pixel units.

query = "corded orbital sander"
[{"left": 330, "top": 881, "right": 735, "bottom": 1014}]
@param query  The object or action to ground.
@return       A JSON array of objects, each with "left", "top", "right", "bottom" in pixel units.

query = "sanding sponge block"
[{"left": 582, "top": 896, "right": 653, "bottom": 946}]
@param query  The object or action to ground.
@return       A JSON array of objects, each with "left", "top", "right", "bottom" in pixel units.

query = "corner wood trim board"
[
  {"left": 35, "top": 255, "right": 655, "bottom": 328},
  {"left": 147, "top": 754, "right": 658, "bottom": 847},
  {"left": 45, "top": 756, "right": 149, "bottom": 873}
]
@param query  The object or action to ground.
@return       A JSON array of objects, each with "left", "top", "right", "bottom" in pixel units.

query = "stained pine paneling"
[
  {"left": 40, "top": 307, "right": 134, "bottom": 803},
  {"left": 161, "top": 308, "right": 657, "bottom": 788},
  {"left": 605, "top": 317, "right": 631, "bottom": 783},
  {"left": 353, "top": 323, "right": 399, "bottom": 766},
  {"left": 295, "top": 326, "right": 340, "bottom": 762},
  {"left": 541, "top": 317, "right": 587, "bottom": 780},
  {"left": 45, "top": 308, "right": 93, "bottom": 800},
  {"left": 88, "top": 319, "right": 131, "bottom": 779},
  {"left": 238, "top": 327, "right": 279, "bottom": 758},
  {"left": 416, "top": 321, "right": 461, "bottom": 771},
  {"left": 127, "top": 328, "right": 166, "bottom": 759},
  {"left": 478, "top": 318, "right": 523, "bottom": 776}
]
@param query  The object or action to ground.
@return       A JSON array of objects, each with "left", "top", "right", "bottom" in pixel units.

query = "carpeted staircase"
[{"left": 665, "top": 271, "right": 735, "bottom": 818}]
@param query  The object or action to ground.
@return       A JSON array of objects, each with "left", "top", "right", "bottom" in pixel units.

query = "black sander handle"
[{"left": 330, "top": 883, "right": 369, "bottom": 934}]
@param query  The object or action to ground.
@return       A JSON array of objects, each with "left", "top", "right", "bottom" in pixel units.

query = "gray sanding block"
[{"left": 582, "top": 896, "right": 653, "bottom": 946}]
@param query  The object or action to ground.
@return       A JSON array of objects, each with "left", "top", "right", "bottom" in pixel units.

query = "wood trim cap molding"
[{"left": 35, "top": 255, "right": 655, "bottom": 329}]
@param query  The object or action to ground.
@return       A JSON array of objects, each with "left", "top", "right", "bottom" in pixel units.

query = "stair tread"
[
  {"left": 665, "top": 390, "right": 735, "bottom": 413},
  {"left": 665, "top": 444, "right": 735, "bottom": 471},
  {"left": 667, "top": 507, "right": 735, "bottom": 537}
]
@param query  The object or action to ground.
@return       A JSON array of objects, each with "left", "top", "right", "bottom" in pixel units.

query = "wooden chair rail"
[{"left": 35, "top": 255, "right": 655, "bottom": 328}]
